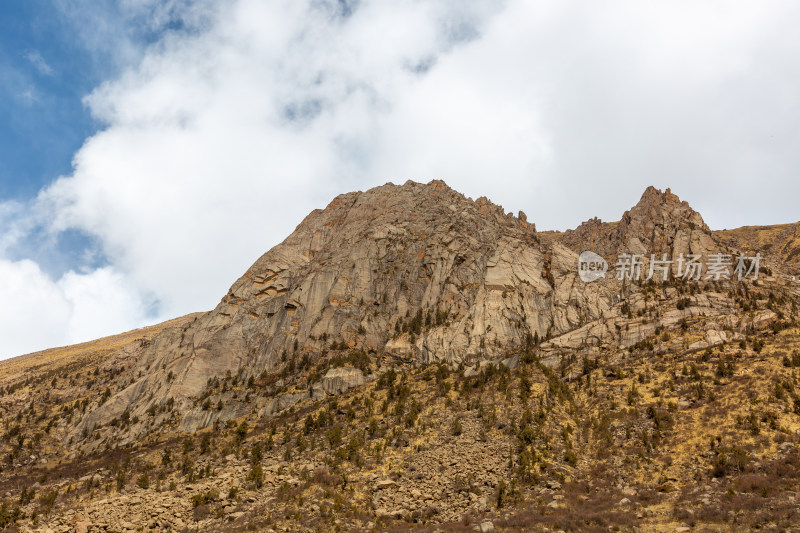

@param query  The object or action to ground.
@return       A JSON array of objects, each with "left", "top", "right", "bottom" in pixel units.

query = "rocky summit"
[
  {"left": 73, "top": 180, "right": 609, "bottom": 444},
  {"left": 555, "top": 186, "right": 717, "bottom": 260},
  {"left": 1, "top": 180, "right": 800, "bottom": 533}
]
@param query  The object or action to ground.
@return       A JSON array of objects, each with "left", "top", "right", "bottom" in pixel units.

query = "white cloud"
[
  {"left": 41, "top": 0, "right": 507, "bottom": 320},
  {"left": 18, "top": 88, "right": 39, "bottom": 107},
  {"left": 3, "top": 0, "right": 800, "bottom": 357},
  {"left": 370, "top": 1, "right": 800, "bottom": 230},
  {"left": 59, "top": 267, "right": 155, "bottom": 344},
  {"left": 0, "top": 259, "right": 71, "bottom": 357},
  {"left": 25, "top": 50, "right": 53, "bottom": 76},
  {"left": 0, "top": 201, "right": 30, "bottom": 256},
  {"left": 0, "top": 259, "right": 153, "bottom": 358}
]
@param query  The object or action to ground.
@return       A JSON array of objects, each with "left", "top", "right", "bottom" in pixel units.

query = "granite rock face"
[
  {"left": 320, "top": 367, "right": 375, "bottom": 396},
  {"left": 559, "top": 186, "right": 718, "bottom": 264},
  {"left": 71, "top": 181, "right": 717, "bottom": 440}
]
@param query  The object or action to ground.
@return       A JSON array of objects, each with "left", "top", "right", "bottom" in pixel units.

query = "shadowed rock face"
[{"left": 71, "top": 181, "right": 719, "bottom": 442}]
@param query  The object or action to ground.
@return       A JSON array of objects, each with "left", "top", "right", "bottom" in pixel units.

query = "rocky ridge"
[
  {"left": 556, "top": 186, "right": 717, "bottom": 261},
  {"left": 73, "top": 180, "right": 617, "bottom": 445},
  {"left": 72, "top": 182, "right": 779, "bottom": 450}
]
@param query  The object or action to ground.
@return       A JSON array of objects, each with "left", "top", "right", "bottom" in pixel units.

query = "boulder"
[{"left": 320, "top": 367, "right": 373, "bottom": 395}]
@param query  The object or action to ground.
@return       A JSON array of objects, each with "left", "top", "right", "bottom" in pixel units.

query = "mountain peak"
[
  {"left": 66, "top": 182, "right": 722, "bottom": 447},
  {"left": 638, "top": 185, "right": 681, "bottom": 206},
  {"left": 558, "top": 186, "right": 714, "bottom": 258},
  {"left": 624, "top": 185, "right": 710, "bottom": 235},
  {"left": 71, "top": 179, "right": 549, "bottom": 443}
]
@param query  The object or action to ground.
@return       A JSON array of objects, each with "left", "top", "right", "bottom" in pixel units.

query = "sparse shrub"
[
  {"left": 115, "top": 471, "right": 126, "bottom": 491},
  {"left": 564, "top": 449, "right": 578, "bottom": 466},
  {"left": 191, "top": 488, "right": 219, "bottom": 508},
  {"left": 251, "top": 442, "right": 263, "bottom": 465},
  {"left": 627, "top": 384, "right": 639, "bottom": 405},
  {"left": 368, "top": 417, "right": 379, "bottom": 437},
  {"left": 712, "top": 447, "right": 750, "bottom": 477},
  {"left": 378, "top": 368, "right": 397, "bottom": 389},
  {"left": 496, "top": 480, "right": 508, "bottom": 508},
  {"left": 327, "top": 427, "right": 343, "bottom": 448},
  {"left": 752, "top": 338, "right": 765, "bottom": 353},
  {"left": 235, "top": 421, "right": 248, "bottom": 443},
  {"left": 0, "top": 502, "right": 21, "bottom": 527},
  {"left": 136, "top": 473, "right": 150, "bottom": 490},
  {"left": 519, "top": 427, "right": 536, "bottom": 444},
  {"left": 19, "top": 486, "right": 35, "bottom": 506},
  {"left": 246, "top": 464, "right": 264, "bottom": 489},
  {"left": 38, "top": 488, "right": 58, "bottom": 517},
  {"left": 519, "top": 374, "right": 532, "bottom": 402},
  {"left": 200, "top": 433, "right": 212, "bottom": 454}
]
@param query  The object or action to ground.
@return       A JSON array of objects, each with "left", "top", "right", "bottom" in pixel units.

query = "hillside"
[
  {"left": 715, "top": 223, "right": 800, "bottom": 271},
  {"left": 0, "top": 315, "right": 201, "bottom": 385},
  {"left": 0, "top": 181, "right": 799, "bottom": 533}
]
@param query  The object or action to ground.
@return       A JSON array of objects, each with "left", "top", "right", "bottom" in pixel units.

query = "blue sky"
[
  {"left": 0, "top": 1, "right": 109, "bottom": 280},
  {"left": 1, "top": 0, "right": 193, "bottom": 201},
  {"left": 2, "top": 0, "right": 800, "bottom": 359},
  {"left": 0, "top": 1, "right": 100, "bottom": 200},
  {"left": 0, "top": 0, "right": 197, "bottom": 279},
  {"left": 0, "top": 0, "right": 194, "bottom": 356}
]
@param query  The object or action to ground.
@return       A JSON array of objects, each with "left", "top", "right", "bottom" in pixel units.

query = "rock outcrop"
[
  {"left": 70, "top": 181, "right": 723, "bottom": 443},
  {"left": 319, "top": 367, "right": 375, "bottom": 396},
  {"left": 73, "top": 180, "right": 622, "bottom": 441},
  {"left": 560, "top": 186, "right": 718, "bottom": 264}
]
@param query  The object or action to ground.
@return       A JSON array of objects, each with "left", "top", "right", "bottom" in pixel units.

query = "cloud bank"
[{"left": 3, "top": 0, "right": 800, "bottom": 357}]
